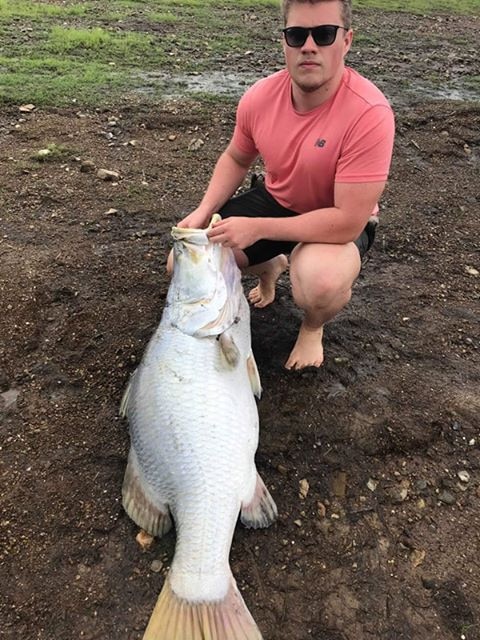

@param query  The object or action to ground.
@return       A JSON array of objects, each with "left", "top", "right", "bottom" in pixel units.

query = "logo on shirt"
[{"left": 314, "top": 138, "right": 326, "bottom": 148}]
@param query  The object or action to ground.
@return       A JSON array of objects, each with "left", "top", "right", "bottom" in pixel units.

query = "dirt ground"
[{"left": 1, "top": 6, "right": 480, "bottom": 640}]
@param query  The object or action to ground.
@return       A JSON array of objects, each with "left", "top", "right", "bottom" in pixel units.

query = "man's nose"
[{"left": 301, "top": 32, "right": 317, "bottom": 50}]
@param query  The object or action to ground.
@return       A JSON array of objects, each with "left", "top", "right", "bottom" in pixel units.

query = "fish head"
[{"left": 167, "top": 215, "right": 244, "bottom": 337}]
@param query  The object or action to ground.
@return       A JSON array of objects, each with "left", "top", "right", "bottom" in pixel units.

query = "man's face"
[{"left": 283, "top": 1, "right": 352, "bottom": 98}]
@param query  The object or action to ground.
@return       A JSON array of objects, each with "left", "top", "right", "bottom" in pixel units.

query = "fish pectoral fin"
[
  {"left": 241, "top": 471, "right": 278, "bottom": 529},
  {"left": 119, "top": 368, "right": 137, "bottom": 418},
  {"left": 247, "top": 350, "right": 262, "bottom": 399},
  {"left": 218, "top": 331, "right": 240, "bottom": 369},
  {"left": 122, "top": 453, "right": 172, "bottom": 538},
  {"left": 143, "top": 574, "right": 263, "bottom": 640}
]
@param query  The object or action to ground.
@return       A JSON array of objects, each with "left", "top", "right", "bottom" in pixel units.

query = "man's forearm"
[
  {"left": 254, "top": 207, "right": 364, "bottom": 245},
  {"left": 196, "top": 149, "right": 252, "bottom": 215}
]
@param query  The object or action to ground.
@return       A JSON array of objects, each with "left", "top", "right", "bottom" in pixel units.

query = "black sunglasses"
[{"left": 282, "top": 24, "right": 348, "bottom": 48}]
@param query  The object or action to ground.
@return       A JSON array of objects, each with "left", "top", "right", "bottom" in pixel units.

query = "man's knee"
[
  {"left": 291, "top": 273, "right": 352, "bottom": 309},
  {"left": 290, "top": 243, "right": 359, "bottom": 309}
]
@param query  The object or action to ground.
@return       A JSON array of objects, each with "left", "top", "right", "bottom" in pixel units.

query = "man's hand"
[
  {"left": 207, "top": 217, "right": 261, "bottom": 250},
  {"left": 176, "top": 207, "right": 212, "bottom": 229}
]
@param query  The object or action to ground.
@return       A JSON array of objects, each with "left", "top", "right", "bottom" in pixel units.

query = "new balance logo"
[{"left": 314, "top": 138, "right": 326, "bottom": 148}]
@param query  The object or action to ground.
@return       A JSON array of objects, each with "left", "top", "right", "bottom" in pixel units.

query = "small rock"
[
  {"left": 416, "top": 498, "right": 426, "bottom": 509},
  {"left": 136, "top": 529, "right": 154, "bottom": 550},
  {"left": 277, "top": 464, "right": 288, "bottom": 475},
  {"left": 415, "top": 479, "right": 428, "bottom": 492},
  {"left": 19, "top": 103, "right": 35, "bottom": 113},
  {"left": 367, "top": 478, "right": 378, "bottom": 492},
  {"left": 188, "top": 138, "right": 204, "bottom": 151},
  {"left": 128, "top": 139, "right": 137, "bottom": 146},
  {"left": 298, "top": 478, "right": 309, "bottom": 500},
  {"left": 387, "top": 479, "right": 410, "bottom": 503},
  {"left": 35, "top": 148, "right": 52, "bottom": 159},
  {"left": 465, "top": 266, "right": 479, "bottom": 276},
  {"left": 457, "top": 470, "right": 470, "bottom": 483},
  {"left": 150, "top": 559, "right": 163, "bottom": 573},
  {"left": 316, "top": 501, "right": 327, "bottom": 518},
  {"left": 80, "top": 160, "right": 96, "bottom": 173},
  {"left": 410, "top": 549, "right": 426, "bottom": 568},
  {"left": 438, "top": 490, "right": 455, "bottom": 505},
  {"left": 1, "top": 389, "right": 20, "bottom": 411},
  {"left": 422, "top": 577, "right": 437, "bottom": 590},
  {"left": 168, "top": 134, "right": 177, "bottom": 141},
  {"left": 97, "top": 169, "right": 120, "bottom": 181},
  {"left": 293, "top": 519, "right": 302, "bottom": 527},
  {"left": 331, "top": 471, "right": 347, "bottom": 498}
]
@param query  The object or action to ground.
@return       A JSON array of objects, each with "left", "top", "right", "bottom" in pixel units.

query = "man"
[{"left": 177, "top": 0, "right": 395, "bottom": 370}]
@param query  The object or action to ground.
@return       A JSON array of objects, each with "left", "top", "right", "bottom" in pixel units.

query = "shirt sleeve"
[
  {"left": 231, "top": 88, "right": 259, "bottom": 156},
  {"left": 335, "top": 104, "right": 395, "bottom": 183}
]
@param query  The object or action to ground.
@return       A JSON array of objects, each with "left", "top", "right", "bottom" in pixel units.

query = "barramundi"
[{"left": 120, "top": 216, "right": 277, "bottom": 639}]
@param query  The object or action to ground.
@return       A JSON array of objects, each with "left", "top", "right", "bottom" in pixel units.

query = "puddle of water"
[
  {"left": 134, "top": 70, "right": 263, "bottom": 99},
  {"left": 134, "top": 70, "right": 479, "bottom": 104}
]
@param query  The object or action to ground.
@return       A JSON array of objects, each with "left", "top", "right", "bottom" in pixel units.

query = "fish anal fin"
[
  {"left": 143, "top": 575, "right": 262, "bottom": 640},
  {"left": 122, "top": 452, "right": 172, "bottom": 538},
  {"left": 218, "top": 331, "right": 240, "bottom": 368},
  {"left": 247, "top": 350, "right": 262, "bottom": 398},
  {"left": 241, "top": 472, "right": 277, "bottom": 529}
]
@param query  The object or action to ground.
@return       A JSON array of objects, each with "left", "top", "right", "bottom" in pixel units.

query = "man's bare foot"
[
  {"left": 247, "top": 254, "right": 288, "bottom": 308},
  {"left": 285, "top": 323, "right": 324, "bottom": 370}
]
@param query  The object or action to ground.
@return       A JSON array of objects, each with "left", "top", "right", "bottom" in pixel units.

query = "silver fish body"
[{"left": 121, "top": 222, "right": 276, "bottom": 639}]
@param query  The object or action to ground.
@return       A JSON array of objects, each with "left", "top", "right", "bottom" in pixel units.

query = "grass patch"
[
  {"left": 353, "top": 0, "right": 480, "bottom": 14},
  {"left": 47, "top": 26, "right": 158, "bottom": 59},
  {"left": 32, "top": 143, "right": 75, "bottom": 163},
  {"left": 0, "top": 0, "right": 89, "bottom": 19},
  {"left": 0, "top": 56, "right": 125, "bottom": 106}
]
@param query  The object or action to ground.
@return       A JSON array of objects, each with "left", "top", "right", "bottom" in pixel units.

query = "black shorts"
[{"left": 218, "top": 178, "right": 377, "bottom": 266}]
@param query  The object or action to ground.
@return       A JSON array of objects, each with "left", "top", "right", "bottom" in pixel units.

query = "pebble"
[
  {"left": 188, "top": 138, "right": 204, "bottom": 151},
  {"left": 438, "top": 490, "right": 455, "bottom": 505},
  {"left": 1, "top": 389, "right": 20, "bottom": 411},
  {"left": 367, "top": 478, "right": 378, "bottom": 492},
  {"left": 19, "top": 103, "right": 35, "bottom": 113},
  {"left": 150, "top": 559, "right": 163, "bottom": 573},
  {"left": 97, "top": 169, "right": 120, "bottom": 181},
  {"left": 136, "top": 530, "right": 154, "bottom": 550},
  {"left": 80, "top": 160, "right": 96, "bottom": 173},
  {"left": 316, "top": 501, "right": 326, "bottom": 518},
  {"left": 298, "top": 478, "right": 309, "bottom": 500},
  {"left": 331, "top": 471, "right": 347, "bottom": 498},
  {"left": 457, "top": 470, "right": 470, "bottom": 483}
]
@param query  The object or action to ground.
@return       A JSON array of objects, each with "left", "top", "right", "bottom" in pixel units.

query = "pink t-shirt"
[{"left": 232, "top": 67, "right": 395, "bottom": 214}]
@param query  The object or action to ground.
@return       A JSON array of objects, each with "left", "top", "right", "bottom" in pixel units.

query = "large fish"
[{"left": 120, "top": 216, "right": 277, "bottom": 639}]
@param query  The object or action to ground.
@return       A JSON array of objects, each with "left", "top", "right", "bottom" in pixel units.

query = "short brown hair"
[{"left": 282, "top": 0, "right": 352, "bottom": 29}]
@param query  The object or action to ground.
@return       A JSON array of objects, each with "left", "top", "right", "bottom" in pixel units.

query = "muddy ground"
[{"left": 1, "top": 6, "right": 480, "bottom": 640}]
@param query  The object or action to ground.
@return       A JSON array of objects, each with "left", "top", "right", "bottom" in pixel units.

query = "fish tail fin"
[
  {"left": 241, "top": 472, "right": 278, "bottom": 529},
  {"left": 143, "top": 575, "right": 263, "bottom": 640}
]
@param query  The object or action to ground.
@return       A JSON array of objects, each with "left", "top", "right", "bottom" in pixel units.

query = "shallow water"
[{"left": 135, "top": 69, "right": 479, "bottom": 104}]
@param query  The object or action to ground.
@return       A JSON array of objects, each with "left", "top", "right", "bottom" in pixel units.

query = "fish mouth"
[{"left": 171, "top": 214, "right": 221, "bottom": 245}]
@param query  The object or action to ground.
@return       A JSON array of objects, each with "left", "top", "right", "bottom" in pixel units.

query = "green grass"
[
  {"left": 353, "top": 0, "right": 480, "bottom": 14},
  {"left": 47, "top": 26, "right": 157, "bottom": 58},
  {"left": 0, "top": 0, "right": 89, "bottom": 18},
  {"left": 0, "top": 56, "right": 124, "bottom": 106}
]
